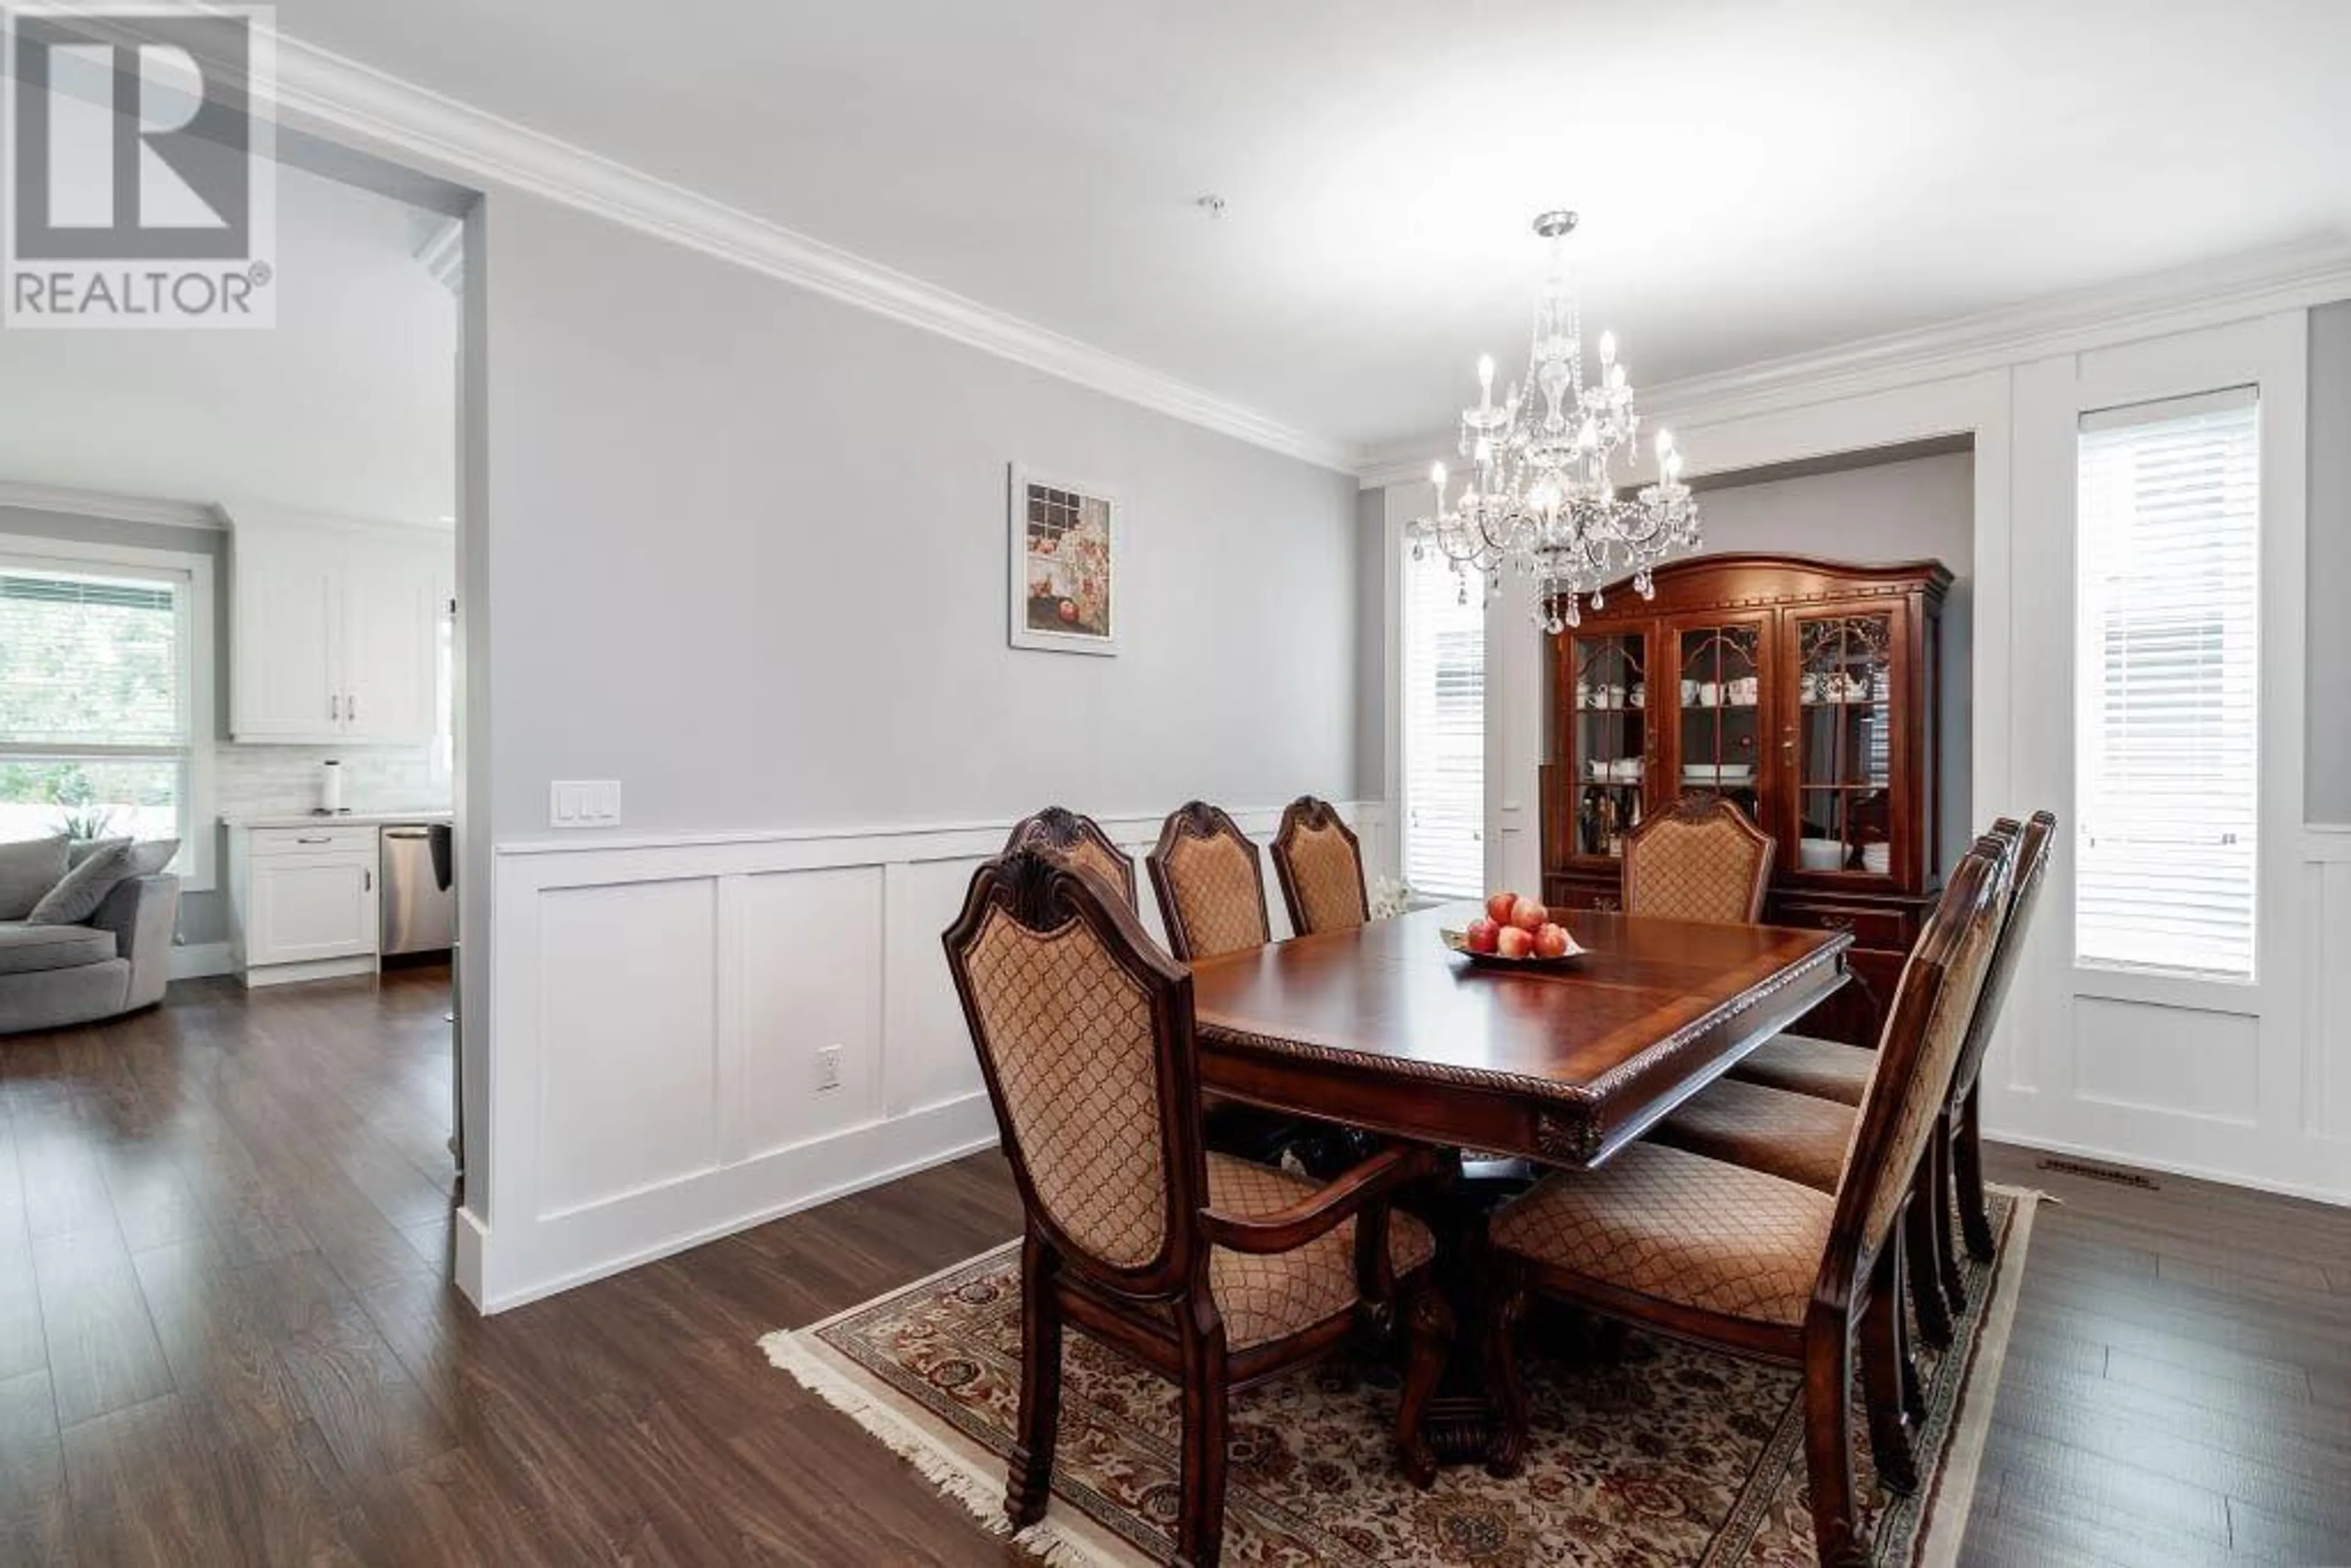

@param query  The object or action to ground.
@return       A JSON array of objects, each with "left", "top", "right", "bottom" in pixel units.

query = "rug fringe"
[
  {"left": 1912, "top": 1186, "right": 2041, "bottom": 1568},
  {"left": 758, "top": 1329, "right": 1116, "bottom": 1567}
]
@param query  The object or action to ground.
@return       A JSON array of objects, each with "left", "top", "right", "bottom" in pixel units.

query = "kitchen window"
[{"left": 0, "top": 540, "right": 215, "bottom": 887}]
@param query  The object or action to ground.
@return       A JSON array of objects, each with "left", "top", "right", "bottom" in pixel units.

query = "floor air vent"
[{"left": 2035, "top": 1157, "right": 2159, "bottom": 1190}]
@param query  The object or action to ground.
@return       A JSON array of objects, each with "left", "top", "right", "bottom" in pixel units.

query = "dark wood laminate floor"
[{"left": 2, "top": 972, "right": 2344, "bottom": 1565}]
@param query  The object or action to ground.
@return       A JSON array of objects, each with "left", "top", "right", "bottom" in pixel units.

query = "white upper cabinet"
[
  {"left": 341, "top": 536, "right": 440, "bottom": 741},
  {"left": 230, "top": 520, "right": 446, "bottom": 744}
]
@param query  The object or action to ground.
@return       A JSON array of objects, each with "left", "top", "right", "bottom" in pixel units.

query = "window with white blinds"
[
  {"left": 1400, "top": 546, "right": 1485, "bottom": 898},
  {"left": 0, "top": 555, "right": 196, "bottom": 855},
  {"left": 2074, "top": 388, "right": 2260, "bottom": 980}
]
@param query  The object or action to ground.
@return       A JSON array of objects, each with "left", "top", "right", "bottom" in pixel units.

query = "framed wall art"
[{"left": 1009, "top": 463, "right": 1119, "bottom": 655}]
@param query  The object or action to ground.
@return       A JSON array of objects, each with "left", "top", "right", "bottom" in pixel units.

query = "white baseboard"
[
  {"left": 167, "top": 942, "right": 234, "bottom": 980},
  {"left": 470, "top": 1098, "right": 999, "bottom": 1313},
  {"left": 454, "top": 1203, "right": 489, "bottom": 1307},
  {"left": 1982, "top": 1127, "right": 2351, "bottom": 1209},
  {"left": 240, "top": 955, "right": 378, "bottom": 989}
]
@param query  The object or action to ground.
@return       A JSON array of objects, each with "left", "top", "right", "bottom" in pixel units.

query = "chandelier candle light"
[{"left": 1409, "top": 211, "right": 1701, "bottom": 630}]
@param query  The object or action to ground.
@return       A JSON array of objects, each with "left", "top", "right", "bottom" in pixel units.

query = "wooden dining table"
[
  {"left": 1188, "top": 901, "right": 1854, "bottom": 1171},
  {"left": 1187, "top": 899, "right": 1854, "bottom": 1469}
]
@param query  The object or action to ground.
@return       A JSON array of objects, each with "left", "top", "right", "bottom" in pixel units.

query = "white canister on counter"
[{"left": 319, "top": 759, "right": 343, "bottom": 814}]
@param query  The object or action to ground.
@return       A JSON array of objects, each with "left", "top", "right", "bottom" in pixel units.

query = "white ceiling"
[
  {"left": 0, "top": 163, "right": 456, "bottom": 522},
  {"left": 273, "top": 0, "right": 2351, "bottom": 450}
]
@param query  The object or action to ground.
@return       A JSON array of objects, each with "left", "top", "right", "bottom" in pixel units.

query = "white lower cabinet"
[{"left": 229, "top": 827, "right": 381, "bottom": 985}]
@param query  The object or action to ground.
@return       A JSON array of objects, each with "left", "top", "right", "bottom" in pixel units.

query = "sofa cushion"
[
  {"left": 0, "top": 921, "right": 118, "bottom": 976},
  {"left": 67, "top": 835, "right": 129, "bottom": 869},
  {"left": 28, "top": 840, "right": 136, "bottom": 925},
  {"left": 127, "top": 838, "right": 180, "bottom": 877},
  {"left": 0, "top": 836, "right": 68, "bottom": 921}
]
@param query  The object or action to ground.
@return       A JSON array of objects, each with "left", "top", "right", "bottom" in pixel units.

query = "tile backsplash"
[{"left": 216, "top": 745, "right": 448, "bottom": 820}]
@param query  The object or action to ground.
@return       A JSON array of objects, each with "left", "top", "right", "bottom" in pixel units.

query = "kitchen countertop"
[{"left": 222, "top": 809, "right": 453, "bottom": 830}]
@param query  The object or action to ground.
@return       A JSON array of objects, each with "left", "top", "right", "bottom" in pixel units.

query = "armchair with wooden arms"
[{"left": 944, "top": 849, "right": 1447, "bottom": 1568}]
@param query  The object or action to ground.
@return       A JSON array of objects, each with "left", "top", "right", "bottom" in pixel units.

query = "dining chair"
[
  {"left": 1621, "top": 793, "right": 1775, "bottom": 924},
  {"left": 1939, "top": 810, "right": 2056, "bottom": 1264},
  {"left": 1653, "top": 827, "right": 2024, "bottom": 1390},
  {"left": 1148, "top": 801, "right": 1273, "bottom": 960},
  {"left": 1722, "top": 819, "right": 2035, "bottom": 1342},
  {"left": 1150, "top": 800, "right": 1363, "bottom": 1174},
  {"left": 943, "top": 849, "right": 1444, "bottom": 1567},
  {"left": 1270, "top": 795, "right": 1370, "bottom": 936},
  {"left": 1480, "top": 835, "right": 2013, "bottom": 1566},
  {"left": 1002, "top": 805, "right": 1138, "bottom": 910}
]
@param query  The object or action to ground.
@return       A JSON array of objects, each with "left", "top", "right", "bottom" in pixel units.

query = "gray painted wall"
[
  {"left": 2309, "top": 301, "right": 2350, "bottom": 824},
  {"left": 474, "top": 192, "right": 1363, "bottom": 842},
  {"left": 1354, "top": 487, "right": 1388, "bottom": 800},
  {"left": 1685, "top": 452, "right": 1976, "bottom": 872}
]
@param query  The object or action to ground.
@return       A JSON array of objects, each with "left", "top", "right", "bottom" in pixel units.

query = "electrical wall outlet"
[
  {"left": 814, "top": 1045, "right": 844, "bottom": 1092},
  {"left": 549, "top": 779, "right": 621, "bottom": 827}
]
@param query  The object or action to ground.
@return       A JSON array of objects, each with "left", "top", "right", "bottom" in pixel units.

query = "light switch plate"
[{"left": 550, "top": 780, "right": 621, "bottom": 827}]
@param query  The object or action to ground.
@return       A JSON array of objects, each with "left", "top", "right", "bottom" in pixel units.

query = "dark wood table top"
[{"left": 1188, "top": 902, "right": 1851, "bottom": 1167}]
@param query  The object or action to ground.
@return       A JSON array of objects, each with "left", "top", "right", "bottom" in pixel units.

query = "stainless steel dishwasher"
[{"left": 380, "top": 823, "right": 456, "bottom": 954}]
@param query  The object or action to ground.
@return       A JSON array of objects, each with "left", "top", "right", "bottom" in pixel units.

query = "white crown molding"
[
  {"left": 0, "top": 481, "right": 226, "bottom": 530},
  {"left": 99, "top": 7, "right": 1358, "bottom": 473},
  {"left": 1354, "top": 234, "right": 2351, "bottom": 487}
]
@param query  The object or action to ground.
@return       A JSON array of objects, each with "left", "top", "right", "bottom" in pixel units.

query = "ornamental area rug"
[{"left": 759, "top": 1187, "right": 2038, "bottom": 1568}]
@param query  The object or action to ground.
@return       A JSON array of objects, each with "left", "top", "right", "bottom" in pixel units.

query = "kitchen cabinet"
[
  {"left": 228, "top": 825, "right": 381, "bottom": 983},
  {"left": 1540, "top": 553, "right": 1952, "bottom": 1046},
  {"left": 230, "top": 521, "right": 443, "bottom": 743}
]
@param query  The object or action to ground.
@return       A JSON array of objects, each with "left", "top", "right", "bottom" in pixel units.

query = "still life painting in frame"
[{"left": 1009, "top": 464, "right": 1119, "bottom": 655}]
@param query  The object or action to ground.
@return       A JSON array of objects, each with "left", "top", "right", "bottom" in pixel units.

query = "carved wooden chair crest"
[{"left": 1002, "top": 805, "right": 1138, "bottom": 911}]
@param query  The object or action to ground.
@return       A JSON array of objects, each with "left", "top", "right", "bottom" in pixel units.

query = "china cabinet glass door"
[
  {"left": 1790, "top": 610, "right": 1901, "bottom": 879},
  {"left": 1668, "top": 617, "right": 1769, "bottom": 826},
  {"left": 1565, "top": 629, "right": 1651, "bottom": 862}
]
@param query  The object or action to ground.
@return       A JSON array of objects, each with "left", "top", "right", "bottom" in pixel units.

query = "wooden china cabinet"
[{"left": 1539, "top": 553, "right": 1954, "bottom": 1046}]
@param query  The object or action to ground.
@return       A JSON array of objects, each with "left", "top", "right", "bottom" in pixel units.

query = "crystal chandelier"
[{"left": 1408, "top": 211, "right": 1700, "bottom": 630}]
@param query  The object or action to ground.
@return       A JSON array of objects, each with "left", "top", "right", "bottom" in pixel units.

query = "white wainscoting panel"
[
  {"left": 2308, "top": 838, "right": 2351, "bottom": 1144},
  {"left": 537, "top": 879, "right": 721, "bottom": 1215},
  {"left": 881, "top": 856, "right": 992, "bottom": 1119},
  {"left": 2072, "top": 997, "right": 2260, "bottom": 1127},
  {"left": 739, "top": 866, "right": 886, "bottom": 1158},
  {"left": 467, "top": 800, "right": 1390, "bottom": 1310}
]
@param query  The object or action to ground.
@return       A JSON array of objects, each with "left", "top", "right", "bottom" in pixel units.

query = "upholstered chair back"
[
  {"left": 1833, "top": 833, "right": 2014, "bottom": 1259},
  {"left": 945, "top": 849, "right": 1204, "bottom": 1285},
  {"left": 1270, "top": 797, "right": 1369, "bottom": 936},
  {"left": 1002, "top": 806, "right": 1138, "bottom": 911},
  {"left": 1621, "top": 795, "right": 1775, "bottom": 924},
  {"left": 1948, "top": 811, "right": 2056, "bottom": 1108},
  {"left": 1147, "top": 801, "right": 1273, "bottom": 962}
]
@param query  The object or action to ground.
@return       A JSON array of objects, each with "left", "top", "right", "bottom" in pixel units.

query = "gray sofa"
[{"left": 0, "top": 873, "right": 180, "bottom": 1033}]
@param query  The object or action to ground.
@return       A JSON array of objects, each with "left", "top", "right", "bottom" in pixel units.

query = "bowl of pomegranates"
[{"left": 1442, "top": 893, "right": 1586, "bottom": 969}]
